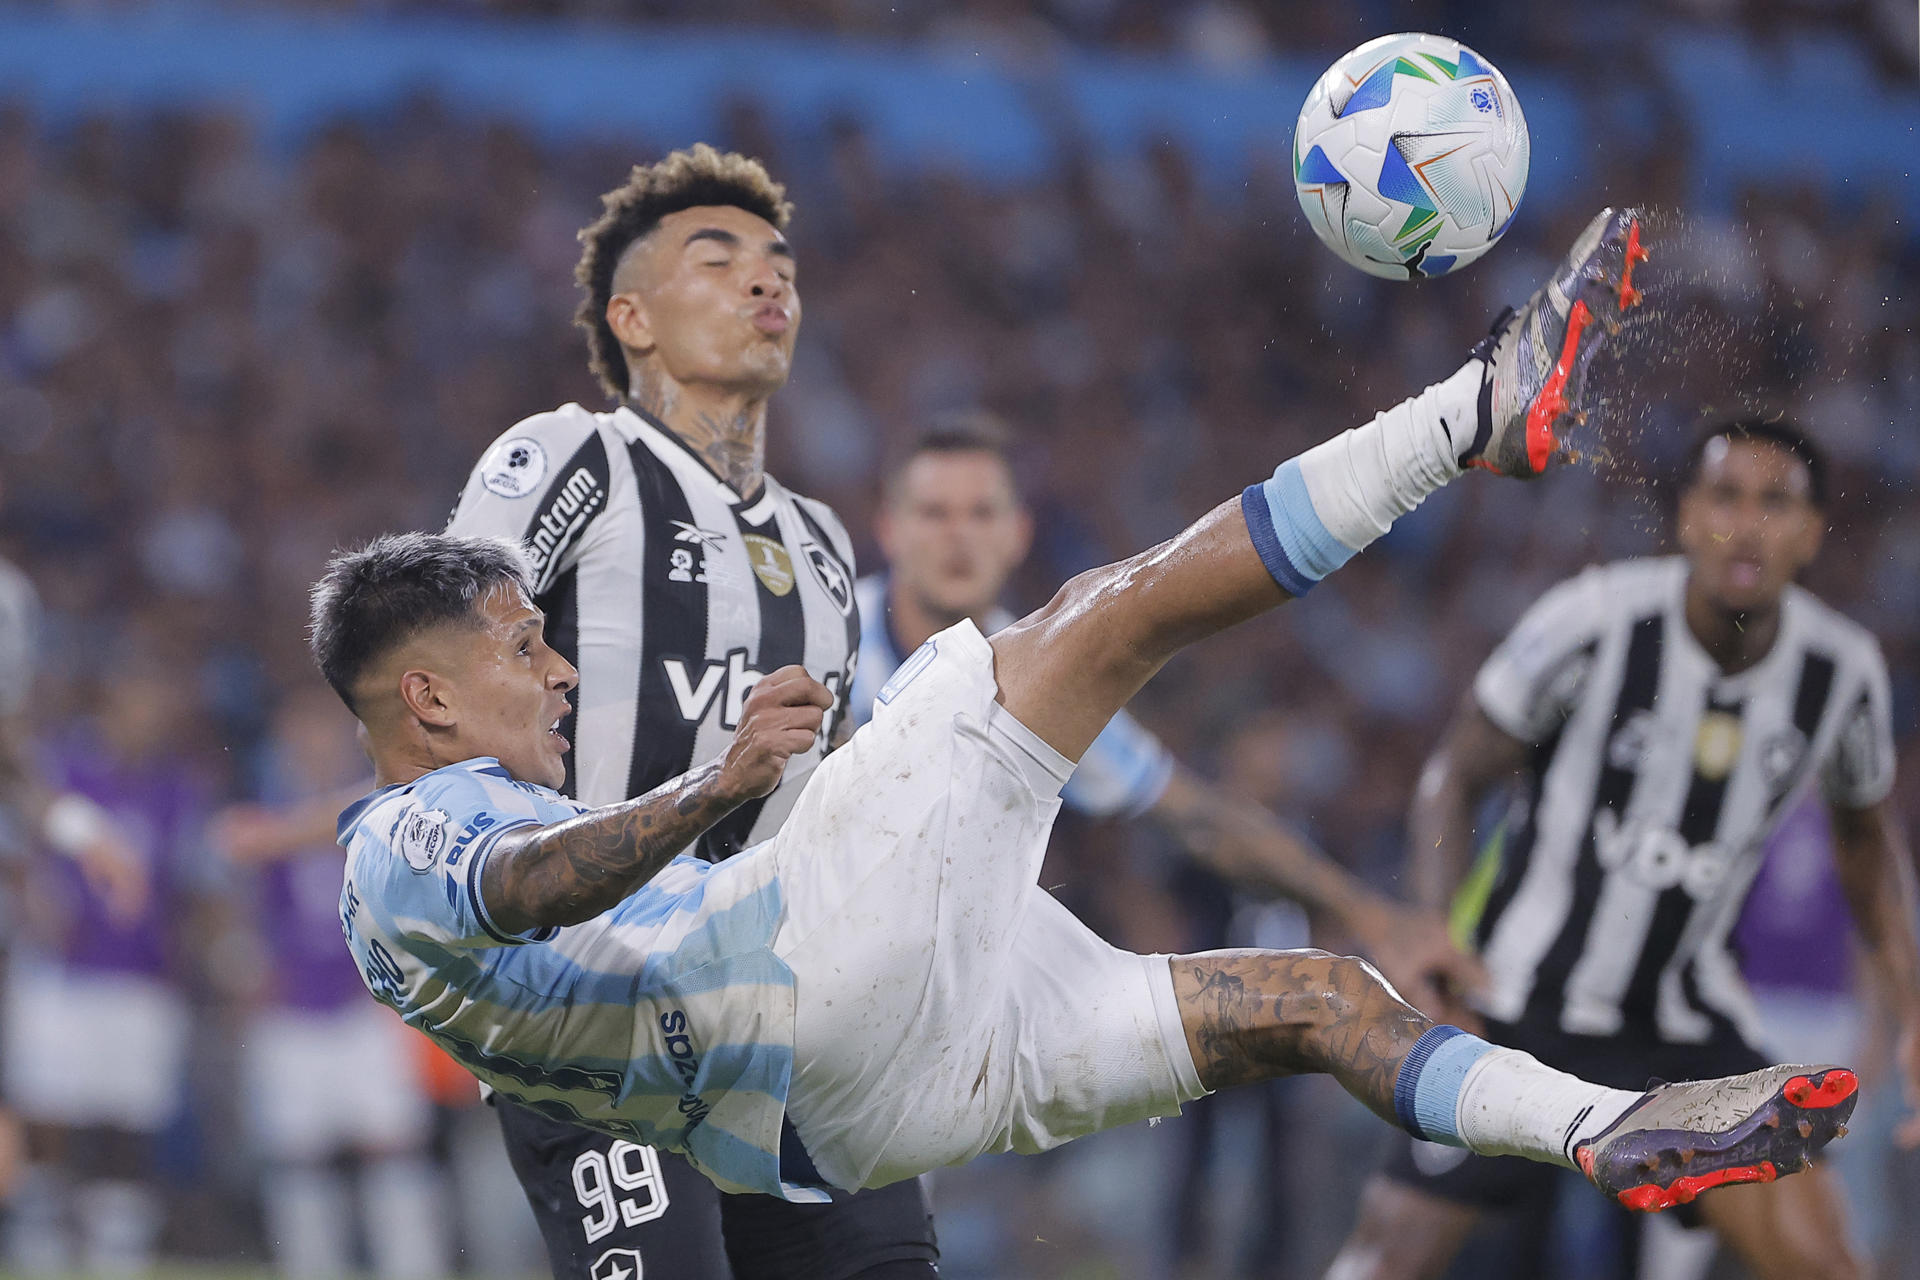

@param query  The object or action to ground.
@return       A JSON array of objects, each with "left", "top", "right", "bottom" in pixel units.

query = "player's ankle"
[
  {"left": 1241, "top": 363, "right": 1476, "bottom": 596},
  {"left": 1454, "top": 1047, "right": 1639, "bottom": 1169}
]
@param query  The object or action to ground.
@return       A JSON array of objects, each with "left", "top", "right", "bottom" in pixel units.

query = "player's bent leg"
[
  {"left": 1695, "top": 1166, "right": 1866, "bottom": 1280},
  {"left": 988, "top": 207, "right": 1646, "bottom": 765},
  {"left": 1171, "top": 949, "right": 1427, "bottom": 1123},
  {"left": 1165, "top": 948, "right": 1857, "bottom": 1212},
  {"left": 1322, "top": 1177, "right": 1481, "bottom": 1280}
]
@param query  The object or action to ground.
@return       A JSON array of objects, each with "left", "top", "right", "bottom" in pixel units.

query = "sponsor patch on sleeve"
[
  {"left": 481, "top": 437, "right": 549, "bottom": 498},
  {"left": 398, "top": 808, "right": 451, "bottom": 872}
]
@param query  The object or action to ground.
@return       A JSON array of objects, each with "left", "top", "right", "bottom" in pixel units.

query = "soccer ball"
[{"left": 1293, "top": 33, "right": 1530, "bottom": 280}]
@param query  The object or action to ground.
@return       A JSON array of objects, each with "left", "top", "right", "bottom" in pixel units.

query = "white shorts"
[
  {"left": 4, "top": 956, "right": 187, "bottom": 1131},
  {"left": 242, "top": 1001, "right": 431, "bottom": 1163},
  {"left": 771, "top": 621, "right": 1204, "bottom": 1190}
]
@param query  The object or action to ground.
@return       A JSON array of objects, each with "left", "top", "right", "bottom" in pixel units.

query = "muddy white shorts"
[{"left": 770, "top": 621, "right": 1205, "bottom": 1191}]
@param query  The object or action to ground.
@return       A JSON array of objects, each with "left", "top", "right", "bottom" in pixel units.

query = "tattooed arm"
[{"left": 481, "top": 666, "right": 832, "bottom": 934}]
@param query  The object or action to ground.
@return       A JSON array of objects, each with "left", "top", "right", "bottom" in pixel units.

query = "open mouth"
[
  {"left": 1727, "top": 558, "right": 1763, "bottom": 590},
  {"left": 547, "top": 715, "right": 570, "bottom": 754}
]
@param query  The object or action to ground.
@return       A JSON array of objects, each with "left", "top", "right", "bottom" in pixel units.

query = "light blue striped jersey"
[
  {"left": 337, "top": 758, "right": 822, "bottom": 1202},
  {"left": 848, "top": 575, "right": 1174, "bottom": 819}
]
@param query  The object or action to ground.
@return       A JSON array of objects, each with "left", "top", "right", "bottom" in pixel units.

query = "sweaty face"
[
  {"left": 1677, "top": 437, "right": 1822, "bottom": 615},
  {"left": 614, "top": 204, "right": 799, "bottom": 398},
  {"left": 879, "top": 451, "right": 1031, "bottom": 620},
  {"left": 441, "top": 584, "right": 579, "bottom": 789}
]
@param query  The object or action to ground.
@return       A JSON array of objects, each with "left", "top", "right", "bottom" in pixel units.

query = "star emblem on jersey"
[
  {"left": 670, "top": 520, "right": 728, "bottom": 549},
  {"left": 480, "top": 437, "right": 548, "bottom": 498},
  {"left": 397, "top": 808, "right": 450, "bottom": 873},
  {"left": 590, "top": 1248, "right": 642, "bottom": 1280},
  {"left": 742, "top": 533, "right": 795, "bottom": 596},
  {"left": 800, "top": 538, "right": 853, "bottom": 616},
  {"left": 1760, "top": 728, "right": 1807, "bottom": 790}
]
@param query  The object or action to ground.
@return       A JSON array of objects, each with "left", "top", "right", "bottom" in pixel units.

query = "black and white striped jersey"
[
  {"left": 446, "top": 403, "right": 860, "bottom": 862},
  {"left": 1469, "top": 556, "right": 1893, "bottom": 1050}
]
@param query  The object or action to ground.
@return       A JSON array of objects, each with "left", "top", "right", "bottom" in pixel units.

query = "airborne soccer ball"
[{"left": 1293, "top": 33, "right": 1530, "bottom": 280}]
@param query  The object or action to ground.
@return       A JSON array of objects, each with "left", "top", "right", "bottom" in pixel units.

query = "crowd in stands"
[{"left": 0, "top": 10, "right": 1915, "bottom": 1275}]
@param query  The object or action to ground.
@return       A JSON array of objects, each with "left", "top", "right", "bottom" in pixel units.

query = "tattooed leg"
[
  {"left": 1170, "top": 948, "right": 1430, "bottom": 1123},
  {"left": 1169, "top": 949, "right": 1647, "bottom": 1170}
]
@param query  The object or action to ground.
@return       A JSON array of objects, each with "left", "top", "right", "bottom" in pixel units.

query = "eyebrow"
[{"left": 684, "top": 227, "right": 794, "bottom": 259}]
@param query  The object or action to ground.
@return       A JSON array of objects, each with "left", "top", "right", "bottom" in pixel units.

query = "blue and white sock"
[
  {"left": 1241, "top": 359, "right": 1480, "bottom": 595},
  {"left": 1393, "top": 1026, "right": 1640, "bottom": 1169}
]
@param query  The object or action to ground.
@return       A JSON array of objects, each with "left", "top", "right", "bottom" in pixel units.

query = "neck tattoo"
[{"left": 626, "top": 371, "right": 766, "bottom": 498}]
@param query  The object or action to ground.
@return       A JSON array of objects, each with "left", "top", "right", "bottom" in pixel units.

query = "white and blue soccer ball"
[{"left": 1293, "top": 33, "right": 1530, "bottom": 280}]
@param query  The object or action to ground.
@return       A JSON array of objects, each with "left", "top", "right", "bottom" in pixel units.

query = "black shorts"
[
  {"left": 1379, "top": 1021, "right": 1770, "bottom": 1227},
  {"left": 494, "top": 1097, "right": 939, "bottom": 1280}
]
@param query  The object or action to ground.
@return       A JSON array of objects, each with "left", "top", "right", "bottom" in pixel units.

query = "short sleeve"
[
  {"left": 1474, "top": 572, "right": 1606, "bottom": 744},
  {"left": 445, "top": 408, "right": 613, "bottom": 596},
  {"left": 1062, "top": 709, "right": 1176, "bottom": 819},
  {"left": 1820, "top": 644, "right": 1896, "bottom": 810},
  {"left": 372, "top": 790, "right": 556, "bottom": 951}
]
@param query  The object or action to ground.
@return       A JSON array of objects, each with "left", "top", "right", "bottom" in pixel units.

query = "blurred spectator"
[
  {"left": 220, "top": 687, "right": 449, "bottom": 1280},
  {"left": 4, "top": 664, "right": 211, "bottom": 1276}
]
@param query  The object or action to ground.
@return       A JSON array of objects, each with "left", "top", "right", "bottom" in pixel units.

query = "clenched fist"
[{"left": 716, "top": 666, "right": 834, "bottom": 802}]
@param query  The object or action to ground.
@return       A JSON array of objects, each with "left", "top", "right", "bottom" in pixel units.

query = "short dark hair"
[
  {"left": 309, "top": 532, "right": 533, "bottom": 713},
  {"left": 574, "top": 144, "right": 793, "bottom": 401},
  {"left": 1679, "top": 419, "right": 1828, "bottom": 507},
  {"left": 880, "top": 410, "right": 1019, "bottom": 504}
]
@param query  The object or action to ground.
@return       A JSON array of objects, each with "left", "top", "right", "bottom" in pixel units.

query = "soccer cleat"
[
  {"left": 1458, "top": 206, "right": 1648, "bottom": 478},
  {"left": 1575, "top": 1065, "right": 1858, "bottom": 1214}
]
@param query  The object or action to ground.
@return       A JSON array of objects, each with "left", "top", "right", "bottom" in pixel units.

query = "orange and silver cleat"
[
  {"left": 1576, "top": 1064, "right": 1858, "bottom": 1214},
  {"left": 1459, "top": 207, "right": 1649, "bottom": 478}
]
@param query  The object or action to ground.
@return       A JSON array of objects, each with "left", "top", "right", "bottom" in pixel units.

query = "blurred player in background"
[
  {"left": 850, "top": 412, "right": 1477, "bottom": 1009},
  {"left": 5, "top": 662, "right": 204, "bottom": 1276},
  {"left": 0, "top": 491, "right": 147, "bottom": 1218},
  {"left": 220, "top": 687, "right": 448, "bottom": 1280},
  {"left": 444, "top": 146, "right": 906, "bottom": 1280},
  {"left": 1328, "top": 421, "right": 1920, "bottom": 1280}
]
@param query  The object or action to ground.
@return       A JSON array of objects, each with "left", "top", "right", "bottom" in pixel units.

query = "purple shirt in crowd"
[
  {"left": 1734, "top": 794, "right": 1854, "bottom": 997},
  {"left": 256, "top": 846, "right": 369, "bottom": 1013},
  {"left": 48, "top": 739, "right": 202, "bottom": 978}
]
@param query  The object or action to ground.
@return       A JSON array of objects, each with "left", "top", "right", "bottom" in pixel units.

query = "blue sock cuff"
[
  {"left": 1240, "top": 459, "right": 1358, "bottom": 596},
  {"left": 1393, "top": 1026, "right": 1496, "bottom": 1146}
]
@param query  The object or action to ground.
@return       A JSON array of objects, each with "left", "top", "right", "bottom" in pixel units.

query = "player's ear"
[
  {"left": 606, "top": 291, "right": 656, "bottom": 357},
  {"left": 1793, "top": 504, "right": 1825, "bottom": 570},
  {"left": 398, "top": 667, "right": 458, "bottom": 730},
  {"left": 1673, "top": 485, "right": 1704, "bottom": 556}
]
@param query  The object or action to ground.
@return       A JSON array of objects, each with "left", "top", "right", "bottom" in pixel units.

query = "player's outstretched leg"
[
  {"left": 1167, "top": 948, "right": 1856, "bottom": 1212},
  {"left": 987, "top": 207, "right": 1646, "bottom": 762}
]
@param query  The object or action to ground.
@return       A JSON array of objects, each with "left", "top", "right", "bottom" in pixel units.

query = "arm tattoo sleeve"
[{"left": 480, "top": 761, "right": 743, "bottom": 934}]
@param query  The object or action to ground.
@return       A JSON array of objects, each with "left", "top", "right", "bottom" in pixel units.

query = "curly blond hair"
[{"left": 573, "top": 144, "right": 793, "bottom": 399}]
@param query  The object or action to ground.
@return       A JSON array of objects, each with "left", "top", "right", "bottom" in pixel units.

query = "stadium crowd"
[{"left": 0, "top": 10, "right": 1915, "bottom": 1278}]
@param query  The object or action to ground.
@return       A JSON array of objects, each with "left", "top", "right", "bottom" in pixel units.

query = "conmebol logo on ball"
[{"left": 1293, "top": 33, "right": 1532, "bottom": 280}]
